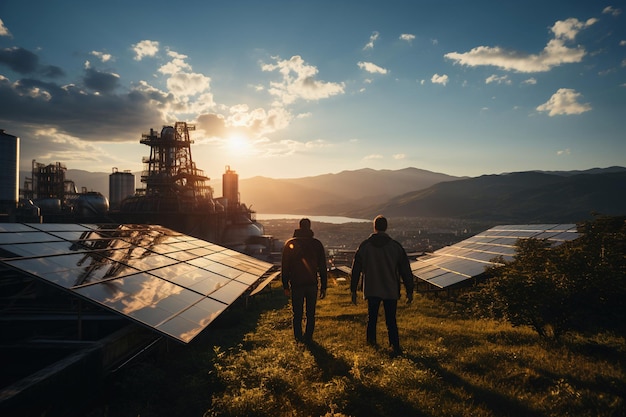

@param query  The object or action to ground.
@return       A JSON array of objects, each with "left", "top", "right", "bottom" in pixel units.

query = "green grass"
[{"left": 89, "top": 276, "right": 625, "bottom": 417}]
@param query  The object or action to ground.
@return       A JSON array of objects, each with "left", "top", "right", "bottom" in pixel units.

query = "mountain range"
[{"left": 19, "top": 166, "right": 626, "bottom": 223}]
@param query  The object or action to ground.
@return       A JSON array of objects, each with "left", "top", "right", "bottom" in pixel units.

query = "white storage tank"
[
  {"left": 0, "top": 129, "right": 19, "bottom": 213},
  {"left": 109, "top": 168, "right": 136, "bottom": 210}
]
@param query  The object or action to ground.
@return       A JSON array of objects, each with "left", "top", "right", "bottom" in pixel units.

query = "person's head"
[
  {"left": 373, "top": 215, "right": 387, "bottom": 232},
  {"left": 299, "top": 218, "right": 311, "bottom": 230}
]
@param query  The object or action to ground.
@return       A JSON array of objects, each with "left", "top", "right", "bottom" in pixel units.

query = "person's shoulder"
[
  {"left": 356, "top": 238, "right": 370, "bottom": 250},
  {"left": 390, "top": 238, "right": 408, "bottom": 253}
]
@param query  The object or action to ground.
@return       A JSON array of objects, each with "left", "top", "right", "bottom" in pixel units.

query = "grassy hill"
[{"left": 86, "top": 278, "right": 625, "bottom": 417}]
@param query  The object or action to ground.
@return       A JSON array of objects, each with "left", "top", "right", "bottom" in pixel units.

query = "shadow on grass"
[
  {"left": 408, "top": 353, "right": 546, "bottom": 417},
  {"left": 304, "top": 340, "right": 433, "bottom": 417},
  {"left": 305, "top": 340, "right": 351, "bottom": 380},
  {"left": 86, "top": 286, "right": 289, "bottom": 417}
]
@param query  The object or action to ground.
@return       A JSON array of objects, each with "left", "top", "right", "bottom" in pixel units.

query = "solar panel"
[
  {"left": 0, "top": 223, "right": 276, "bottom": 343},
  {"left": 411, "top": 224, "right": 578, "bottom": 290}
]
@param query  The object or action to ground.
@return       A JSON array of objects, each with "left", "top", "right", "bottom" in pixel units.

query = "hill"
[
  {"left": 18, "top": 166, "right": 626, "bottom": 223},
  {"left": 19, "top": 167, "right": 459, "bottom": 215},
  {"left": 348, "top": 169, "right": 626, "bottom": 222},
  {"left": 85, "top": 281, "right": 626, "bottom": 417},
  {"left": 236, "top": 167, "right": 461, "bottom": 214}
]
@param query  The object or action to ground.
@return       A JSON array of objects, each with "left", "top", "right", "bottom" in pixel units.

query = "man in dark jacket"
[
  {"left": 350, "top": 215, "right": 414, "bottom": 356},
  {"left": 282, "top": 218, "right": 328, "bottom": 343}
]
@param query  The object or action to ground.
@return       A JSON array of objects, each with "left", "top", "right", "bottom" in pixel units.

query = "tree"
[{"left": 464, "top": 216, "right": 626, "bottom": 340}]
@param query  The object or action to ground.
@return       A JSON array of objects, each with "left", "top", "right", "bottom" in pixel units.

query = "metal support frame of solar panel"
[
  {"left": 0, "top": 223, "right": 275, "bottom": 343},
  {"left": 410, "top": 224, "right": 578, "bottom": 290}
]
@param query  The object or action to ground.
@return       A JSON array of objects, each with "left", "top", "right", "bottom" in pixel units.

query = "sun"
[{"left": 226, "top": 134, "right": 251, "bottom": 154}]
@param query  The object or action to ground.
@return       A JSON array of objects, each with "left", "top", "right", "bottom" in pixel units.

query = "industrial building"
[
  {"left": 108, "top": 168, "right": 135, "bottom": 210},
  {"left": 0, "top": 124, "right": 280, "bottom": 416},
  {"left": 0, "top": 129, "right": 20, "bottom": 215}
]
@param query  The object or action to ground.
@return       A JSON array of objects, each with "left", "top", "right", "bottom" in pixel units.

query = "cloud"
[
  {"left": 196, "top": 103, "right": 293, "bottom": 147},
  {"left": 196, "top": 113, "right": 227, "bottom": 138},
  {"left": 557, "top": 148, "right": 571, "bottom": 156},
  {"left": 444, "top": 17, "right": 596, "bottom": 73},
  {"left": 158, "top": 50, "right": 192, "bottom": 75},
  {"left": 0, "top": 46, "right": 65, "bottom": 78},
  {"left": 140, "top": 48, "right": 216, "bottom": 117},
  {"left": 536, "top": 88, "right": 591, "bottom": 116},
  {"left": 620, "top": 40, "right": 626, "bottom": 46},
  {"left": 91, "top": 50, "right": 113, "bottom": 63},
  {"left": 523, "top": 77, "right": 537, "bottom": 85},
  {"left": 0, "top": 18, "right": 11, "bottom": 37},
  {"left": 83, "top": 67, "right": 120, "bottom": 93},
  {"left": 363, "top": 32, "right": 379, "bottom": 50},
  {"left": 431, "top": 73, "right": 449, "bottom": 86},
  {"left": 603, "top": 6, "right": 621, "bottom": 16},
  {"left": 0, "top": 47, "right": 39, "bottom": 74},
  {"left": 40, "top": 65, "right": 65, "bottom": 78},
  {"left": 485, "top": 74, "right": 511, "bottom": 85},
  {"left": 364, "top": 154, "right": 383, "bottom": 160},
  {"left": 132, "top": 40, "right": 159, "bottom": 61},
  {"left": 261, "top": 55, "right": 345, "bottom": 105},
  {"left": 399, "top": 34, "right": 415, "bottom": 43},
  {"left": 357, "top": 61, "right": 388, "bottom": 74},
  {"left": 0, "top": 73, "right": 164, "bottom": 143},
  {"left": 393, "top": 153, "right": 406, "bottom": 160}
]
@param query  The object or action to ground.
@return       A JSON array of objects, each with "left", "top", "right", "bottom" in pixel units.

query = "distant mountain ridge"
[
  {"left": 346, "top": 168, "right": 626, "bottom": 223},
  {"left": 237, "top": 167, "right": 462, "bottom": 214},
  {"left": 18, "top": 166, "right": 626, "bottom": 223}
]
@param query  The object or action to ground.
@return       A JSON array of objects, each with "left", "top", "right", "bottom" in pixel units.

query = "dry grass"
[{"left": 89, "top": 276, "right": 625, "bottom": 417}]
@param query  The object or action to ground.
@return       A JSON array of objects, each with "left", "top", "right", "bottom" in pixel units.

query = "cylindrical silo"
[
  {"left": 109, "top": 168, "right": 136, "bottom": 210},
  {"left": 0, "top": 129, "right": 19, "bottom": 213},
  {"left": 222, "top": 165, "right": 239, "bottom": 210}
]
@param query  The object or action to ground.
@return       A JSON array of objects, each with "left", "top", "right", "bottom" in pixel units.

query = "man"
[
  {"left": 282, "top": 218, "right": 328, "bottom": 343},
  {"left": 350, "top": 215, "right": 414, "bottom": 356}
]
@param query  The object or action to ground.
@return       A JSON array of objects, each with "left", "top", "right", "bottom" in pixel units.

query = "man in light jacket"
[{"left": 350, "top": 215, "right": 414, "bottom": 356}]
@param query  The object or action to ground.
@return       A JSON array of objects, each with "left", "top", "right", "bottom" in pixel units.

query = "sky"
[{"left": 0, "top": 0, "right": 625, "bottom": 181}]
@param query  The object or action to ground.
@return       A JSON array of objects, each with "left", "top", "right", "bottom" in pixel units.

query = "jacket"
[
  {"left": 350, "top": 232, "right": 414, "bottom": 300},
  {"left": 281, "top": 228, "right": 328, "bottom": 290}
]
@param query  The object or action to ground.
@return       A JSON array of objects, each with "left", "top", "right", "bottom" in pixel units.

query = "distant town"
[{"left": 261, "top": 216, "right": 494, "bottom": 267}]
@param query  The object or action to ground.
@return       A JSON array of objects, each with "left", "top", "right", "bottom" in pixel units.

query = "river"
[{"left": 255, "top": 213, "right": 369, "bottom": 224}]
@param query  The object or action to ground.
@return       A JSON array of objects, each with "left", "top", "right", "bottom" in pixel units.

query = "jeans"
[
  {"left": 291, "top": 284, "right": 318, "bottom": 341},
  {"left": 366, "top": 297, "right": 400, "bottom": 350}
]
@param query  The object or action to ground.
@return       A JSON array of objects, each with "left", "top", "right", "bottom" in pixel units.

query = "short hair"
[
  {"left": 299, "top": 218, "right": 311, "bottom": 229},
  {"left": 373, "top": 215, "right": 387, "bottom": 232}
]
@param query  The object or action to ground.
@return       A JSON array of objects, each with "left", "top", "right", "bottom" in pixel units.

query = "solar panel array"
[
  {"left": 411, "top": 224, "right": 579, "bottom": 289},
  {"left": 0, "top": 223, "right": 276, "bottom": 343}
]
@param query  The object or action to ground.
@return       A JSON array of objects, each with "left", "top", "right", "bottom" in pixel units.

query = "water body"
[{"left": 256, "top": 213, "right": 369, "bottom": 224}]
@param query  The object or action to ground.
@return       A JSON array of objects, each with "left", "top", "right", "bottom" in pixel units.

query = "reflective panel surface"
[
  {"left": 0, "top": 223, "right": 276, "bottom": 343},
  {"left": 411, "top": 224, "right": 578, "bottom": 289}
]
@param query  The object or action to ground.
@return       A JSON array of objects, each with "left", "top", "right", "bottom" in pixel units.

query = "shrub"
[{"left": 463, "top": 216, "right": 626, "bottom": 340}]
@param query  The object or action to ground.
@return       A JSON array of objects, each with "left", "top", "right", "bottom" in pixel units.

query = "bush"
[{"left": 463, "top": 216, "right": 626, "bottom": 340}]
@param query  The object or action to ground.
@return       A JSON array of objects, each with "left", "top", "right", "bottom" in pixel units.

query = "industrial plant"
[
  {"left": 0, "top": 124, "right": 280, "bottom": 415},
  {"left": 1, "top": 122, "right": 278, "bottom": 260}
]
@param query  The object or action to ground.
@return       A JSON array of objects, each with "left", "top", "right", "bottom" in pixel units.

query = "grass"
[{"left": 88, "top": 274, "right": 625, "bottom": 417}]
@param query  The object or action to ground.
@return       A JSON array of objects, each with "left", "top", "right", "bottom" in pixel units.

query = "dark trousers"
[
  {"left": 291, "top": 284, "right": 318, "bottom": 341},
  {"left": 367, "top": 297, "right": 400, "bottom": 350}
]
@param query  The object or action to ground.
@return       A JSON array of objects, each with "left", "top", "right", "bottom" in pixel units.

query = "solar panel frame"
[
  {"left": 411, "top": 224, "right": 578, "bottom": 290},
  {"left": 0, "top": 223, "right": 275, "bottom": 344}
]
